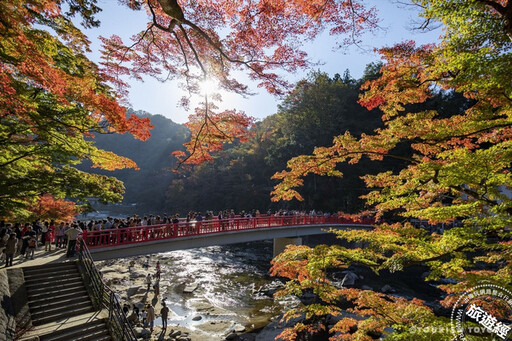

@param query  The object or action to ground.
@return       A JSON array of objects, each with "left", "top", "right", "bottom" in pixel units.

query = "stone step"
[
  {"left": 28, "top": 283, "right": 87, "bottom": 300},
  {"left": 23, "top": 262, "right": 77, "bottom": 276},
  {"left": 24, "top": 270, "right": 81, "bottom": 285},
  {"left": 30, "top": 293, "right": 92, "bottom": 314},
  {"left": 38, "top": 319, "right": 111, "bottom": 341},
  {"left": 25, "top": 276, "right": 84, "bottom": 292},
  {"left": 29, "top": 288, "right": 89, "bottom": 306},
  {"left": 18, "top": 310, "right": 110, "bottom": 341},
  {"left": 31, "top": 302, "right": 94, "bottom": 326},
  {"left": 24, "top": 265, "right": 80, "bottom": 279}
]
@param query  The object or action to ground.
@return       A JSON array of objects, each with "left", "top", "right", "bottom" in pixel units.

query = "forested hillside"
[
  {"left": 84, "top": 70, "right": 469, "bottom": 216},
  {"left": 167, "top": 69, "right": 388, "bottom": 214},
  {"left": 78, "top": 111, "right": 188, "bottom": 214}
]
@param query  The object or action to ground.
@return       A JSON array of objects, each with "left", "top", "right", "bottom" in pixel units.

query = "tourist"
[
  {"left": 26, "top": 234, "right": 37, "bottom": 260},
  {"left": 55, "top": 222, "right": 65, "bottom": 248},
  {"left": 160, "top": 302, "right": 169, "bottom": 329},
  {"left": 44, "top": 227, "right": 52, "bottom": 252},
  {"left": 0, "top": 229, "right": 6, "bottom": 262},
  {"left": 133, "top": 304, "right": 140, "bottom": 319},
  {"left": 40, "top": 221, "right": 49, "bottom": 246},
  {"left": 62, "top": 222, "right": 70, "bottom": 247},
  {"left": 32, "top": 220, "right": 42, "bottom": 245},
  {"left": 153, "top": 277, "right": 160, "bottom": 296},
  {"left": 65, "top": 223, "right": 82, "bottom": 257},
  {"left": 155, "top": 260, "right": 161, "bottom": 279},
  {"left": 146, "top": 273, "right": 152, "bottom": 292},
  {"left": 4, "top": 233, "right": 17, "bottom": 267},
  {"left": 146, "top": 304, "right": 155, "bottom": 332},
  {"left": 19, "top": 223, "right": 30, "bottom": 257},
  {"left": 14, "top": 223, "right": 22, "bottom": 255},
  {"left": 141, "top": 307, "right": 147, "bottom": 327}
]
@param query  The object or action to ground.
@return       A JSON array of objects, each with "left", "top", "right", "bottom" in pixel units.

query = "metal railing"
[
  {"left": 82, "top": 214, "right": 375, "bottom": 249},
  {"left": 77, "top": 238, "right": 137, "bottom": 341}
]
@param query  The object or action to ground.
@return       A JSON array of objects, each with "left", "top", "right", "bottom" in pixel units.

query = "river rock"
[
  {"left": 299, "top": 292, "right": 317, "bottom": 305},
  {"left": 439, "top": 277, "right": 457, "bottom": 284},
  {"left": 340, "top": 271, "right": 359, "bottom": 286},
  {"left": 184, "top": 283, "right": 198, "bottom": 293},
  {"left": 192, "top": 315, "right": 202, "bottom": 321},
  {"left": 130, "top": 271, "right": 145, "bottom": 279},
  {"left": 134, "top": 327, "right": 151, "bottom": 338},
  {"left": 127, "top": 286, "right": 142, "bottom": 297},
  {"left": 256, "top": 315, "right": 303, "bottom": 341},
  {"left": 225, "top": 333, "right": 239, "bottom": 340},
  {"left": 381, "top": 284, "right": 395, "bottom": 293},
  {"left": 171, "top": 330, "right": 182, "bottom": 338},
  {"left": 233, "top": 324, "right": 245, "bottom": 332}
]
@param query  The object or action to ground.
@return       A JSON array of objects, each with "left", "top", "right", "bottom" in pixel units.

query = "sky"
[{"left": 87, "top": 0, "right": 442, "bottom": 124}]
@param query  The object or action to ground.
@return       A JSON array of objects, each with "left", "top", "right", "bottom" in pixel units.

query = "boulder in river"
[
  {"left": 130, "top": 271, "right": 145, "bottom": 279},
  {"left": 233, "top": 324, "right": 245, "bottom": 332},
  {"left": 170, "top": 330, "right": 182, "bottom": 338},
  {"left": 134, "top": 327, "right": 151, "bottom": 338},
  {"left": 183, "top": 283, "right": 198, "bottom": 293},
  {"left": 381, "top": 284, "right": 396, "bottom": 293},
  {"left": 340, "top": 271, "right": 359, "bottom": 286},
  {"left": 225, "top": 333, "right": 240, "bottom": 340}
]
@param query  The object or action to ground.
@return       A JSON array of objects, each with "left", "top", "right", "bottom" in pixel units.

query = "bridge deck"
[{"left": 83, "top": 215, "right": 374, "bottom": 260}]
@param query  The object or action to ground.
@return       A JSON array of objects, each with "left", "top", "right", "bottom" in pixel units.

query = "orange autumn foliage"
[{"left": 30, "top": 194, "right": 78, "bottom": 221}]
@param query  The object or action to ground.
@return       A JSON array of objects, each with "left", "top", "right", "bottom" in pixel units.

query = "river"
[{"left": 96, "top": 240, "right": 300, "bottom": 340}]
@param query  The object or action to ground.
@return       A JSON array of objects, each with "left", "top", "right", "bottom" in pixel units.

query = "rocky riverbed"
[
  {"left": 96, "top": 241, "right": 300, "bottom": 341},
  {"left": 96, "top": 238, "right": 447, "bottom": 341}
]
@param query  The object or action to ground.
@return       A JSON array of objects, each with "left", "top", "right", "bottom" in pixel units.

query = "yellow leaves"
[{"left": 88, "top": 148, "right": 139, "bottom": 170}]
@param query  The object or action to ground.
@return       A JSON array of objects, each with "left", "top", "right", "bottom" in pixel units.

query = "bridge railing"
[{"left": 81, "top": 214, "right": 375, "bottom": 249}]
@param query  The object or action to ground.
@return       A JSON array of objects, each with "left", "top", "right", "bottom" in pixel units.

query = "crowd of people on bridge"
[{"left": 0, "top": 209, "right": 344, "bottom": 267}]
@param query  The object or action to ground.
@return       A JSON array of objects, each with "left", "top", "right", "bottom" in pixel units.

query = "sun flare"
[{"left": 199, "top": 78, "right": 218, "bottom": 95}]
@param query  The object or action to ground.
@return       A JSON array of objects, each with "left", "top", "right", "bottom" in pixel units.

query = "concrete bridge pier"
[{"left": 273, "top": 237, "right": 302, "bottom": 257}]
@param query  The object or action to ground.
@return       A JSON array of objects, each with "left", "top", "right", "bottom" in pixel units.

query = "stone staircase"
[
  {"left": 38, "top": 319, "right": 111, "bottom": 341},
  {"left": 21, "top": 262, "right": 112, "bottom": 341}
]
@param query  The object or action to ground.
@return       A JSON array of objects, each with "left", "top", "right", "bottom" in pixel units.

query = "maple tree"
[
  {"left": 1, "top": 0, "right": 379, "bottom": 218},
  {"left": 0, "top": 0, "right": 152, "bottom": 219},
  {"left": 271, "top": 0, "right": 512, "bottom": 340},
  {"left": 30, "top": 194, "right": 78, "bottom": 221},
  {"left": 100, "top": 0, "right": 378, "bottom": 165}
]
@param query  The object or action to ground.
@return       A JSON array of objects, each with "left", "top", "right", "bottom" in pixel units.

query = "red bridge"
[{"left": 82, "top": 215, "right": 375, "bottom": 260}]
